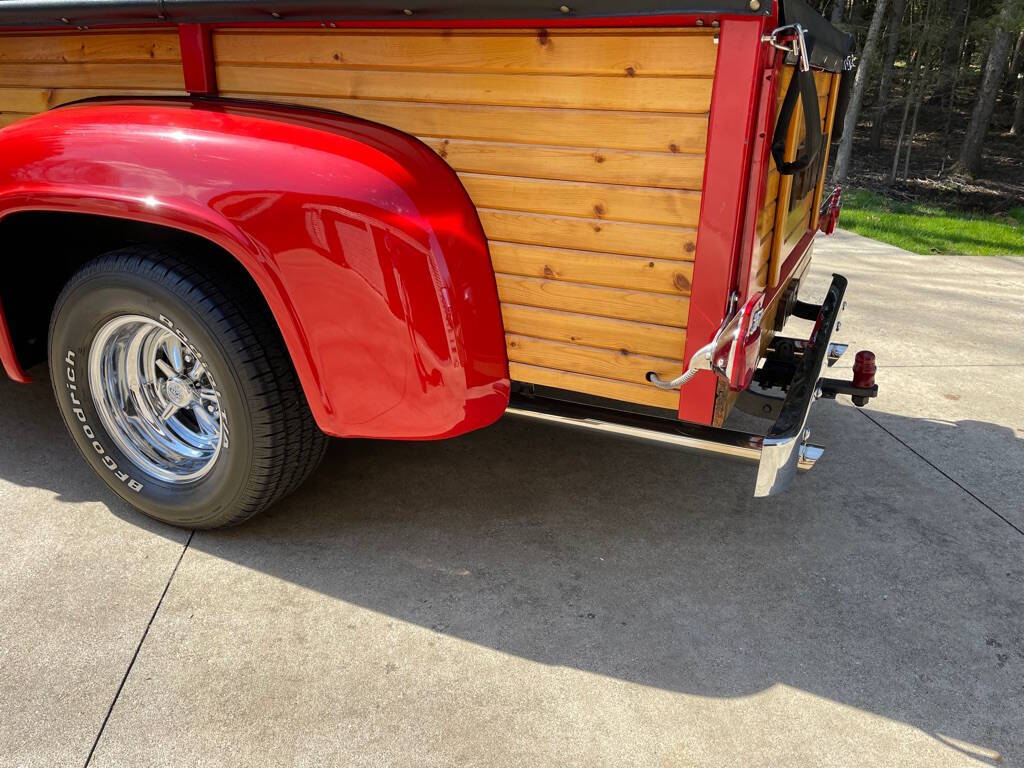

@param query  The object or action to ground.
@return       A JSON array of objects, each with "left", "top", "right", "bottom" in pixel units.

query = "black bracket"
[{"left": 819, "top": 378, "right": 879, "bottom": 407}]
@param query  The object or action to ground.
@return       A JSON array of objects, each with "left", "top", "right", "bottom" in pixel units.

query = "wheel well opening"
[{"left": 0, "top": 211, "right": 272, "bottom": 372}]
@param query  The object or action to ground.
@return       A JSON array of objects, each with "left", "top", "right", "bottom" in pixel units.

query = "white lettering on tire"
[{"left": 64, "top": 349, "right": 144, "bottom": 493}]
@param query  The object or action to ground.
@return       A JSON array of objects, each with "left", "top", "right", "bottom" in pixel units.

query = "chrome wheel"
[{"left": 88, "top": 314, "right": 224, "bottom": 484}]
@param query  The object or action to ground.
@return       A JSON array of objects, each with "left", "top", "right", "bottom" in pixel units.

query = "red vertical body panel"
[
  {"left": 178, "top": 23, "right": 217, "bottom": 95},
  {"left": 678, "top": 17, "right": 770, "bottom": 425}
]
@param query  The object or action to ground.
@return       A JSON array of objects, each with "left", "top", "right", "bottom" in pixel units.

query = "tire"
[{"left": 48, "top": 245, "right": 328, "bottom": 528}]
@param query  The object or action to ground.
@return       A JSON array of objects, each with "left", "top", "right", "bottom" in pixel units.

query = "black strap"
[{"left": 771, "top": 61, "right": 823, "bottom": 175}]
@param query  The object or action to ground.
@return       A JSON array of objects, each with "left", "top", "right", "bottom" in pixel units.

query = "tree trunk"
[
  {"left": 832, "top": 0, "right": 891, "bottom": 185},
  {"left": 1009, "top": 29, "right": 1024, "bottom": 76},
  {"left": 889, "top": 69, "right": 915, "bottom": 182},
  {"left": 952, "top": 0, "right": 1017, "bottom": 176},
  {"left": 890, "top": 38, "right": 924, "bottom": 182},
  {"left": 868, "top": 0, "right": 908, "bottom": 150},
  {"left": 1006, "top": 30, "right": 1024, "bottom": 134},
  {"left": 830, "top": 0, "right": 844, "bottom": 25},
  {"left": 940, "top": 0, "right": 970, "bottom": 92},
  {"left": 1013, "top": 75, "right": 1024, "bottom": 135},
  {"left": 902, "top": 53, "right": 936, "bottom": 180},
  {"left": 940, "top": 0, "right": 973, "bottom": 151}
]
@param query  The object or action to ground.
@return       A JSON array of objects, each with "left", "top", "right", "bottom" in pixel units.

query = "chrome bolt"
[{"left": 749, "top": 0, "right": 761, "bottom": 9}]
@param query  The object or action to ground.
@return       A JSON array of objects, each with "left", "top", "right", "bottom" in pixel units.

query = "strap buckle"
[{"left": 762, "top": 24, "right": 810, "bottom": 72}]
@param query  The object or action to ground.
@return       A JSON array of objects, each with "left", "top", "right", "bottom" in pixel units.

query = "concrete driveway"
[{"left": 1, "top": 230, "right": 1022, "bottom": 767}]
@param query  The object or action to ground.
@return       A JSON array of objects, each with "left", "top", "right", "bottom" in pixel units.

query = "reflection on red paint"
[{"left": 0, "top": 99, "right": 510, "bottom": 438}]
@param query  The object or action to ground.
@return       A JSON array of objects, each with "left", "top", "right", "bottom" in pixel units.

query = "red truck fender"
[{"left": 0, "top": 98, "right": 510, "bottom": 439}]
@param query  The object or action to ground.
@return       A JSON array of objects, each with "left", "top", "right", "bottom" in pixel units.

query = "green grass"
[{"left": 838, "top": 187, "right": 1024, "bottom": 256}]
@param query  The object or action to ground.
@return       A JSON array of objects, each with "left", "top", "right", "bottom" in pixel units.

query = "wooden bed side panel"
[
  {"left": 213, "top": 27, "right": 715, "bottom": 411},
  {"left": 0, "top": 30, "right": 186, "bottom": 125}
]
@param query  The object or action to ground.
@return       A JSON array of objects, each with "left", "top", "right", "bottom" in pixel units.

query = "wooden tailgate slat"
[
  {"left": 0, "top": 87, "right": 190, "bottom": 114},
  {"left": 218, "top": 93, "right": 710, "bottom": 154},
  {"left": 0, "top": 62, "right": 184, "bottom": 90},
  {"left": 0, "top": 32, "right": 181, "bottom": 63},
  {"left": 0, "top": 112, "right": 31, "bottom": 127},
  {"left": 509, "top": 362, "right": 680, "bottom": 409},
  {"left": 494, "top": 275, "right": 690, "bottom": 328},
  {"left": 421, "top": 137, "right": 705, "bottom": 189},
  {"left": 458, "top": 173, "right": 701, "bottom": 227},
  {"left": 214, "top": 29, "right": 717, "bottom": 77},
  {"left": 506, "top": 334, "right": 681, "bottom": 387},
  {"left": 217, "top": 64, "right": 713, "bottom": 113},
  {"left": 478, "top": 209, "right": 696, "bottom": 260},
  {"left": 490, "top": 241, "right": 693, "bottom": 295},
  {"left": 500, "top": 303, "right": 686, "bottom": 359}
]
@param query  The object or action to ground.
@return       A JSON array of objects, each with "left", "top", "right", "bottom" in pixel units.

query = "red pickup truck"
[{"left": 0, "top": 0, "right": 875, "bottom": 527}]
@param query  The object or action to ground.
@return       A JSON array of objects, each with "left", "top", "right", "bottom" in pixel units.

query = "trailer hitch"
[{"left": 820, "top": 350, "right": 878, "bottom": 406}]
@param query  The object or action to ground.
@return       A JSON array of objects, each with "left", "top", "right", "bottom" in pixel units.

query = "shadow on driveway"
[{"left": 2, "top": 370, "right": 1021, "bottom": 764}]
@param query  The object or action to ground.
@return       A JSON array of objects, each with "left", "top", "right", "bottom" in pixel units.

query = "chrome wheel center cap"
[{"left": 165, "top": 377, "right": 194, "bottom": 408}]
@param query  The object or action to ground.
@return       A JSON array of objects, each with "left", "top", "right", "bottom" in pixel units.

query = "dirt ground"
[{"left": 835, "top": 89, "right": 1024, "bottom": 212}]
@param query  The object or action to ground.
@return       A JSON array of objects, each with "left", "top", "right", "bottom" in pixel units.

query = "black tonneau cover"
[
  {"left": 0, "top": 0, "right": 769, "bottom": 25},
  {"left": 779, "top": 0, "right": 854, "bottom": 72}
]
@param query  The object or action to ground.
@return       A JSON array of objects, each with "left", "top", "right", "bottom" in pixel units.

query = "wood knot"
[
  {"left": 592, "top": 203, "right": 606, "bottom": 217},
  {"left": 624, "top": 66, "right": 636, "bottom": 77},
  {"left": 668, "top": 143, "right": 680, "bottom": 154},
  {"left": 619, "top": 348, "right": 630, "bottom": 356},
  {"left": 592, "top": 153, "right": 606, "bottom": 164},
  {"left": 591, "top": 223, "right": 602, "bottom": 232},
  {"left": 332, "top": 52, "right": 342, "bottom": 62},
  {"left": 543, "top": 265, "right": 555, "bottom": 278},
  {"left": 537, "top": 28, "right": 550, "bottom": 46},
  {"left": 684, "top": 241, "right": 696, "bottom": 253},
  {"left": 673, "top": 272, "right": 690, "bottom": 291},
  {"left": 437, "top": 139, "right": 449, "bottom": 159}
]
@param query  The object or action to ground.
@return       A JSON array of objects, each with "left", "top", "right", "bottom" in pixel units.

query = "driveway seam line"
[
  {"left": 82, "top": 529, "right": 195, "bottom": 768},
  {"left": 858, "top": 409, "right": 1024, "bottom": 537}
]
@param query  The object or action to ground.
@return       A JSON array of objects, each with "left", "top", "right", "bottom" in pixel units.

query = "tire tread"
[{"left": 50, "top": 246, "right": 328, "bottom": 528}]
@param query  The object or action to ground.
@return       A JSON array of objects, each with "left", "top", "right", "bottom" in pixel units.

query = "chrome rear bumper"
[
  {"left": 505, "top": 273, "right": 852, "bottom": 498},
  {"left": 753, "top": 272, "right": 847, "bottom": 495}
]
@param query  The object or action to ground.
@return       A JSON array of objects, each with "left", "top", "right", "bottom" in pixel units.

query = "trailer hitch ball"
[{"left": 851, "top": 351, "right": 876, "bottom": 407}]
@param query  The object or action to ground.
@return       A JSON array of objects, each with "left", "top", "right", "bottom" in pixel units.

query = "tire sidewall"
[{"left": 50, "top": 272, "right": 254, "bottom": 527}]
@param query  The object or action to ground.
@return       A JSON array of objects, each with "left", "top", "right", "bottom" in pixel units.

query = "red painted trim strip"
[
  {"left": 677, "top": 16, "right": 769, "bottom": 425},
  {"left": 178, "top": 23, "right": 217, "bottom": 95},
  {"left": 205, "top": 14, "right": 753, "bottom": 28}
]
